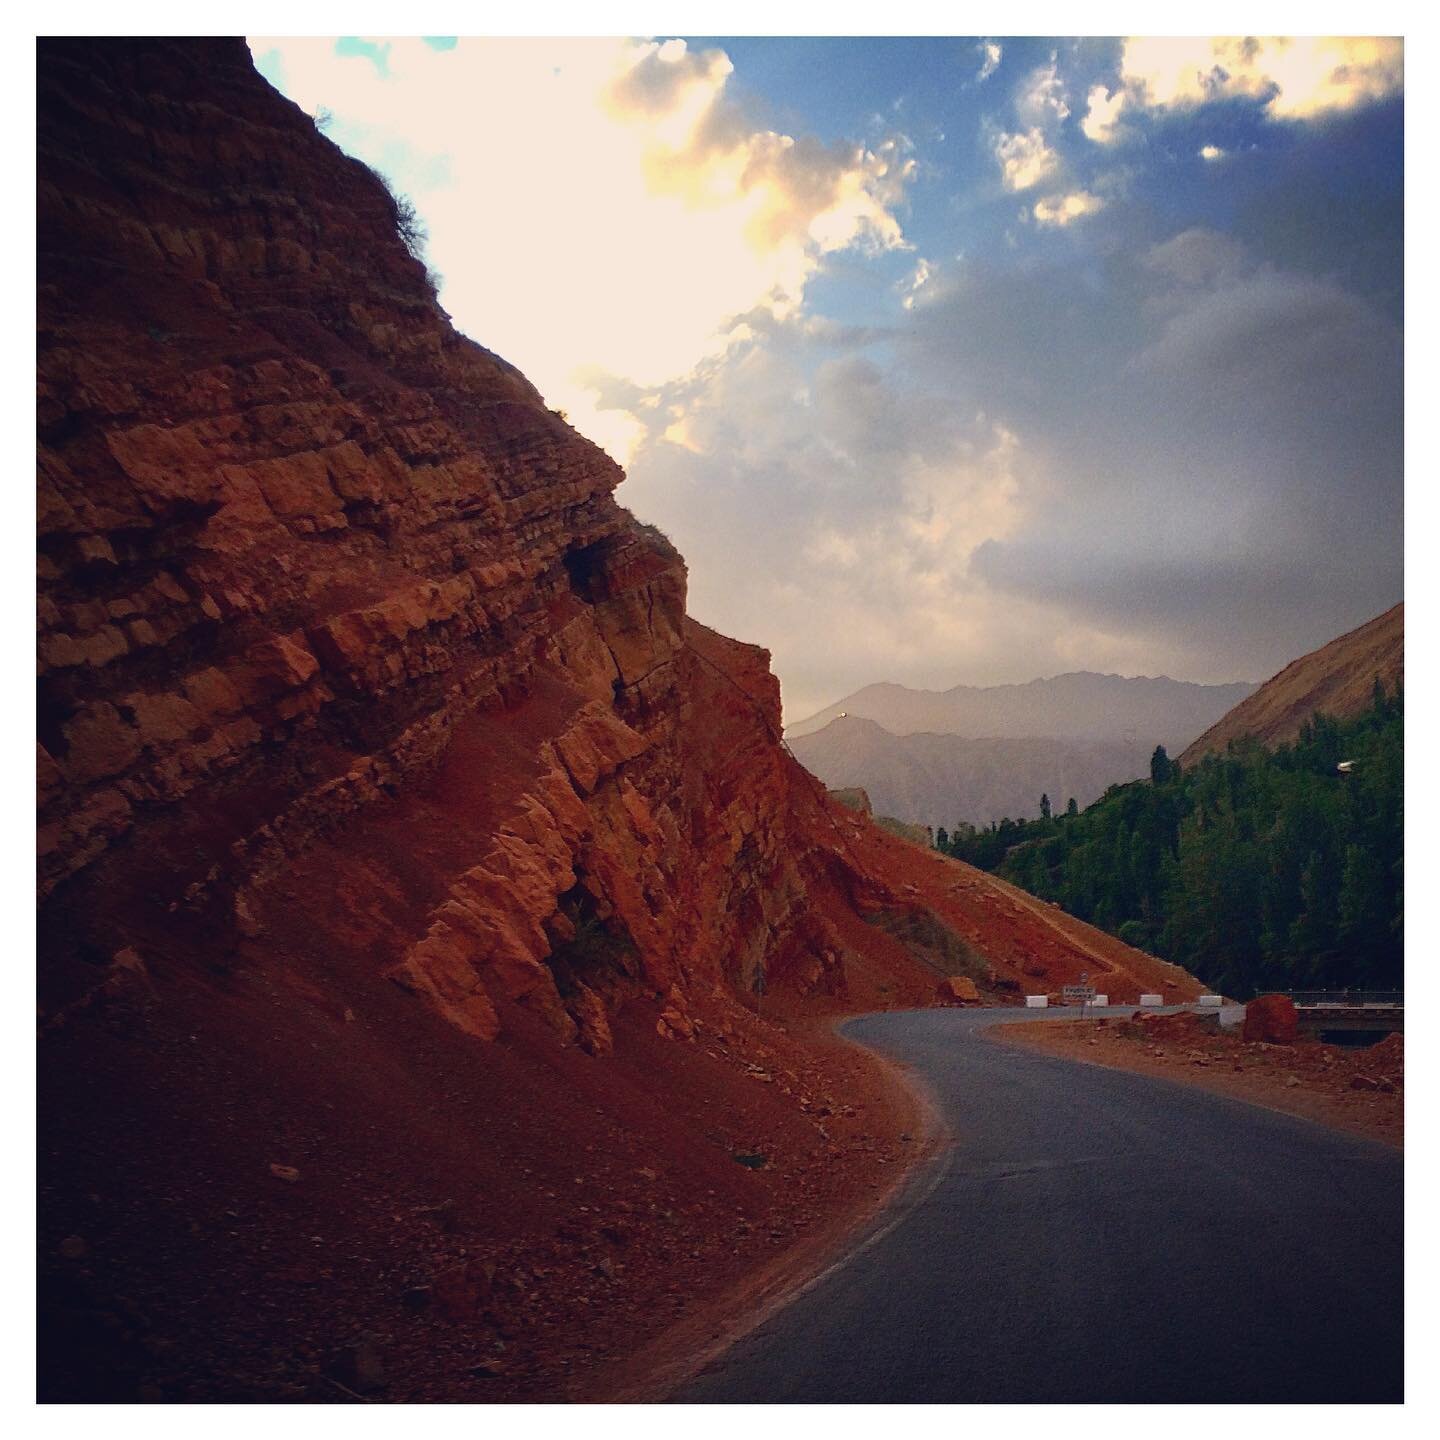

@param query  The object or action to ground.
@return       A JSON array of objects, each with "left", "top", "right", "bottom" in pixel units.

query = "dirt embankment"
[
  {"left": 40, "top": 936, "right": 938, "bottom": 1404},
  {"left": 997, "top": 1011, "right": 1403, "bottom": 1147}
]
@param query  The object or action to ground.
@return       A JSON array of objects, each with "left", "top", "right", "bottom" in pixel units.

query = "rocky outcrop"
[
  {"left": 37, "top": 41, "right": 1214, "bottom": 1403},
  {"left": 37, "top": 37, "right": 1202, "bottom": 1055},
  {"left": 34, "top": 38, "right": 883, "bottom": 1049}
]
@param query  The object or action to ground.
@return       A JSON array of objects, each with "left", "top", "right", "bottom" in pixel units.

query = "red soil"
[
  {"left": 39, "top": 918, "right": 934, "bottom": 1402},
  {"left": 38, "top": 749, "right": 1200, "bottom": 1405},
  {"left": 996, "top": 1014, "right": 1403, "bottom": 1148}
]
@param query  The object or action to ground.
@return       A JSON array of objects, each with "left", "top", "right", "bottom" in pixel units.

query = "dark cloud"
[{"left": 900, "top": 234, "right": 1401, "bottom": 680}]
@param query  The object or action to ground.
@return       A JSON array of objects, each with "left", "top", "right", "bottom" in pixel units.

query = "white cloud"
[
  {"left": 901, "top": 257, "right": 934, "bottom": 310},
  {"left": 1127, "top": 36, "right": 1401, "bottom": 118},
  {"left": 1033, "top": 191, "right": 1104, "bottom": 227},
  {"left": 1084, "top": 36, "right": 1403, "bottom": 143},
  {"left": 976, "top": 41, "right": 1002, "bottom": 83},
  {"left": 1015, "top": 57, "right": 1070, "bottom": 127},
  {"left": 996, "top": 58, "right": 1077, "bottom": 196},
  {"left": 619, "top": 344, "right": 1039, "bottom": 721},
  {"left": 249, "top": 37, "right": 911, "bottom": 463},
  {"left": 1199, "top": 144, "right": 1226, "bottom": 161},
  {"left": 994, "top": 127, "right": 1060, "bottom": 192},
  {"left": 1082, "top": 84, "right": 1125, "bottom": 143}
]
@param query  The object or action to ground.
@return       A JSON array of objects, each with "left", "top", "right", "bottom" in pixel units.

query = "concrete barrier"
[
  {"left": 1092, "top": 995, "right": 1108, "bottom": 1007},
  {"left": 1198, "top": 995, "right": 1223, "bottom": 1007},
  {"left": 1138, "top": 993, "right": 1163, "bottom": 1007},
  {"left": 1025, "top": 994, "right": 1048, "bottom": 1008}
]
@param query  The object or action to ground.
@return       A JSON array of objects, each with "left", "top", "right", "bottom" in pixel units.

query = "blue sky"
[{"left": 250, "top": 36, "right": 1403, "bottom": 721}]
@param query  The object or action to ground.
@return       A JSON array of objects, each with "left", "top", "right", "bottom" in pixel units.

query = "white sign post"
[{"left": 1062, "top": 971, "right": 1097, "bottom": 1018}]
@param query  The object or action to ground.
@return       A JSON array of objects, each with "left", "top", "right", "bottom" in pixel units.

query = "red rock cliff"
[
  {"left": 37, "top": 37, "right": 874, "bottom": 1040},
  {"left": 37, "top": 40, "right": 1203, "bottom": 1402}
]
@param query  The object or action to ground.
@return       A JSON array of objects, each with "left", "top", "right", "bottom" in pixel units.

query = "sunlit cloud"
[
  {"left": 1033, "top": 190, "right": 1104, "bottom": 227},
  {"left": 976, "top": 41, "right": 1002, "bottom": 83},
  {"left": 994, "top": 127, "right": 1060, "bottom": 191},
  {"left": 1199, "top": 144, "right": 1226, "bottom": 161},
  {"left": 901, "top": 257, "right": 935, "bottom": 310},
  {"left": 1014, "top": 57, "right": 1070, "bottom": 127},
  {"left": 249, "top": 36, "right": 911, "bottom": 461},
  {"left": 1084, "top": 36, "right": 1403, "bottom": 143},
  {"left": 994, "top": 56, "right": 1075, "bottom": 196},
  {"left": 1081, "top": 84, "right": 1125, "bottom": 143},
  {"left": 617, "top": 343, "right": 1040, "bottom": 720}
]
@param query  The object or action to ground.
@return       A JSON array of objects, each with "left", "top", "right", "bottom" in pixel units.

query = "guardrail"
[{"left": 1286, "top": 990, "right": 1403, "bottom": 1009}]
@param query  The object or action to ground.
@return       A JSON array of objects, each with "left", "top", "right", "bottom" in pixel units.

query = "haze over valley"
[{"left": 788, "top": 670, "right": 1257, "bottom": 827}]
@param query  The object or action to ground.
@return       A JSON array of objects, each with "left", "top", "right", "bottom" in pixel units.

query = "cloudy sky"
[{"left": 250, "top": 35, "right": 1404, "bottom": 722}]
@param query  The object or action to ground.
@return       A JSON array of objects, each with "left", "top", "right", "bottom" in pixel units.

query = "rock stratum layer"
[
  {"left": 37, "top": 35, "right": 847, "bottom": 1034},
  {"left": 38, "top": 39, "right": 1201, "bottom": 1402}
]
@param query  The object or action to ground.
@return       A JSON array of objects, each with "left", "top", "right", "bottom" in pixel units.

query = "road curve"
[{"left": 673, "top": 1006, "right": 1403, "bottom": 1404}]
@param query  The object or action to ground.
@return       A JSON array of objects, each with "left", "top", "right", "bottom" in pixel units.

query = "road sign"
[{"left": 1062, "top": 985, "right": 1096, "bottom": 1004}]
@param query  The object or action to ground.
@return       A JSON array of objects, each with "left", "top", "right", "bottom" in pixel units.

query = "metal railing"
[{"left": 1286, "top": 990, "right": 1403, "bottom": 1009}]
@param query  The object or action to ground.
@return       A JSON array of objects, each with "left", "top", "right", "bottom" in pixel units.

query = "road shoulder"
[
  {"left": 580, "top": 1017, "right": 951, "bottom": 1402},
  {"left": 992, "top": 1015, "right": 1402, "bottom": 1148}
]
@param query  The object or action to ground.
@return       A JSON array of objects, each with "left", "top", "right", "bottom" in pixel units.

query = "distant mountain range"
[
  {"left": 1179, "top": 604, "right": 1402, "bottom": 766},
  {"left": 790, "top": 720, "right": 1158, "bottom": 831},
  {"left": 785, "top": 671, "right": 1258, "bottom": 745},
  {"left": 786, "top": 670, "right": 1259, "bottom": 830}
]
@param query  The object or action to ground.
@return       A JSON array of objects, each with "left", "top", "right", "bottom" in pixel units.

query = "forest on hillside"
[{"left": 936, "top": 683, "right": 1403, "bottom": 998}]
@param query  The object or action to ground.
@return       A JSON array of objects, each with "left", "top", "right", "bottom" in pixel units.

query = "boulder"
[
  {"left": 1242, "top": 993, "right": 1298, "bottom": 1045},
  {"left": 570, "top": 982, "right": 613, "bottom": 1057},
  {"left": 936, "top": 975, "right": 980, "bottom": 1005},
  {"left": 657, "top": 986, "right": 695, "bottom": 1040}
]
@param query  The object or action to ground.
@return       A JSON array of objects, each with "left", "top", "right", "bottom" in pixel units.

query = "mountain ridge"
[
  {"left": 790, "top": 715, "right": 1156, "bottom": 830},
  {"left": 786, "top": 669, "right": 1257, "bottom": 744},
  {"left": 1178, "top": 603, "right": 1403, "bottom": 766}
]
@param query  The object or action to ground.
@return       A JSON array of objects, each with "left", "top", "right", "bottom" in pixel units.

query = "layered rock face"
[
  {"left": 38, "top": 41, "right": 1208, "bottom": 1403},
  {"left": 38, "top": 37, "right": 858, "bottom": 1037}
]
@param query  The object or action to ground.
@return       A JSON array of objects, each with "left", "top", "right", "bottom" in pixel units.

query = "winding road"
[{"left": 674, "top": 1007, "right": 1403, "bottom": 1404}]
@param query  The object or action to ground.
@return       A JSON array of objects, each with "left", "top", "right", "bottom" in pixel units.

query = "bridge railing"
[{"left": 1286, "top": 990, "right": 1403, "bottom": 1009}]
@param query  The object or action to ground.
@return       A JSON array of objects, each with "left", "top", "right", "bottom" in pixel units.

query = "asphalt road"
[{"left": 674, "top": 1006, "right": 1403, "bottom": 1404}]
